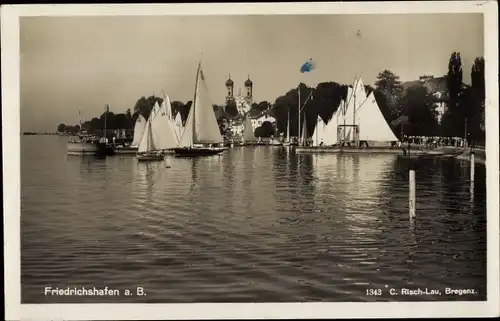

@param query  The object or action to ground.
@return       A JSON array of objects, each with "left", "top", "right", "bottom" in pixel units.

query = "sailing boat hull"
[
  {"left": 115, "top": 146, "right": 139, "bottom": 154},
  {"left": 67, "top": 142, "right": 99, "bottom": 156},
  {"left": 269, "top": 140, "right": 283, "bottom": 146},
  {"left": 136, "top": 153, "right": 165, "bottom": 162},
  {"left": 172, "top": 147, "right": 225, "bottom": 157}
]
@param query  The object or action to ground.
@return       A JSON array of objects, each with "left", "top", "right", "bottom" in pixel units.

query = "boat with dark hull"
[
  {"left": 174, "top": 62, "right": 226, "bottom": 157},
  {"left": 115, "top": 145, "right": 138, "bottom": 154},
  {"left": 137, "top": 152, "right": 164, "bottom": 162},
  {"left": 172, "top": 146, "right": 225, "bottom": 157},
  {"left": 96, "top": 142, "right": 116, "bottom": 156}
]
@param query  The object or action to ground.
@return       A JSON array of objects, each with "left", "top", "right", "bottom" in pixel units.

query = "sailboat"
[
  {"left": 300, "top": 114, "right": 308, "bottom": 146},
  {"left": 116, "top": 114, "right": 147, "bottom": 154},
  {"left": 283, "top": 109, "right": 292, "bottom": 146},
  {"left": 172, "top": 62, "right": 226, "bottom": 157},
  {"left": 156, "top": 95, "right": 180, "bottom": 155},
  {"left": 242, "top": 113, "right": 256, "bottom": 146},
  {"left": 67, "top": 110, "right": 100, "bottom": 156},
  {"left": 312, "top": 115, "right": 327, "bottom": 147},
  {"left": 136, "top": 116, "right": 164, "bottom": 161},
  {"left": 173, "top": 111, "right": 184, "bottom": 143},
  {"left": 95, "top": 104, "right": 116, "bottom": 156},
  {"left": 354, "top": 91, "right": 399, "bottom": 145}
]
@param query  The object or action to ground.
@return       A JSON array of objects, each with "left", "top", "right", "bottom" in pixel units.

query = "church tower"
[
  {"left": 225, "top": 75, "right": 234, "bottom": 104},
  {"left": 244, "top": 75, "right": 253, "bottom": 104}
]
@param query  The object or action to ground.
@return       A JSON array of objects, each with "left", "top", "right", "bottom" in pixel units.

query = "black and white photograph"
[{"left": 2, "top": 1, "right": 499, "bottom": 320}]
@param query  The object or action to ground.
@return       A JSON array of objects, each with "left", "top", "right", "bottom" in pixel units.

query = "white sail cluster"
[
  {"left": 137, "top": 99, "right": 179, "bottom": 153},
  {"left": 132, "top": 62, "right": 223, "bottom": 154},
  {"left": 311, "top": 75, "right": 398, "bottom": 147}
]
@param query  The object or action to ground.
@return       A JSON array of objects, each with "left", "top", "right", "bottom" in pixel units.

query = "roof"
[
  {"left": 225, "top": 77, "right": 234, "bottom": 86},
  {"left": 244, "top": 77, "right": 253, "bottom": 87},
  {"left": 401, "top": 75, "right": 447, "bottom": 93},
  {"left": 424, "top": 76, "right": 447, "bottom": 92}
]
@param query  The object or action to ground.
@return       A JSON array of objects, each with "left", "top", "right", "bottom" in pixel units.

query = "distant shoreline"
[{"left": 22, "top": 132, "right": 58, "bottom": 136}]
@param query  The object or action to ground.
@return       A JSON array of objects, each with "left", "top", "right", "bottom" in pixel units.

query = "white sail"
[
  {"left": 301, "top": 116, "right": 308, "bottom": 143},
  {"left": 174, "top": 112, "right": 184, "bottom": 142},
  {"left": 137, "top": 118, "right": 155, "bottom": 153},
  {"left": 157, "top": 95, "right": 179, "bottom": 149},
  {"left": 344, "top": 77, "right": 367, "bottom": 123},
  {"left": 151, "top": 101, "right": 160, "bottom": 119},
  {"left": 179, "top": 63, "right": 223, "bottom": 147},
  {"left": 243, "top": 114, "right": 256, "bottom": 143},
  {"left": 150, "top": 98, "right": 180, "bottom": 150},
  {"left": 353, "top": 77, "right": 367, "bottom": 111},
  {"left": 355, "top": 92, "right": 399, "bottom": 142},
  {"left": 131, "top": 114, "right": 147, "bottom": 147},
  {"left": 312, "top": 115, "right": 327, "bottom": 146},
  {"left": 323, "top": 103, "right": 342, "bottom": 146},
  {"left": 160, "top": 96, "right": 173, "bottom": 120}
]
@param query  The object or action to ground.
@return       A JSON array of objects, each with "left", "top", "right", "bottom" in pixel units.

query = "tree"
[
  {"left": 446, "top": 51, "right": 463, "bottom": 112},
  {"left": 224, "top": 99, "right": 239, "bottom": 117},
  {"left": 272, "top": 82, "right": 322, "bottom": 137},
  {"left": 254, "top": 126, "right": 265, "bottom": 138},
  {"left": 250, "top": 101, "right": 272, "bottom": 117},
  {"left": 133, "top": 95, "right": 163, "bottom": 121},
  {"left": 471, "top": 57, "right": 485, "bottom": 138},
  {"left": 254, "top": 121, "right": 275, "bottom": 138},
  {"left": 57, "top": 123, "right": 66, "bottom": 133},
  {"left": 309, "top": 82, "right": 345, "bottom": 125},
  {"left": 374, "top": 70, "right": 404, "bottom": 120},
  {"left": 399, "top": 85, "right": 439, "bottom": 136}
]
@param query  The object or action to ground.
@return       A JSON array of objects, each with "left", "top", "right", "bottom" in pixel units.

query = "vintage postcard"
[{"left": 2, "top": 1, "right": 499, "bottom": 320}]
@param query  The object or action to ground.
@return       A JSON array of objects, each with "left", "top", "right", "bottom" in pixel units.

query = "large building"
[
  {"left": 250, "top": 114, "right": 276, "bottom": 130},
  {"left": 402, "top": 75, "right": 449, "bottom": 123},
  {"left": 401, "top": 75, "right": 469, "bottom": 124},
  {"left": 225, "top": 75, "right": 253, "bottom": 115}
]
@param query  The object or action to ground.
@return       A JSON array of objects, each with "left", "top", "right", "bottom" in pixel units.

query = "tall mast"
[
  {"left": 191, "top": 62, "right": 202, "bottom": 147},
  {"left": 78, "top": 110, "right": 82, "bottom": 131},
  {"left": 287, "top": 109, "right": 290, "bottom": 141},
  {"left": 104, "top": 104, "right": 108, "bottom": 140},
  {"left": 297, "top": 84, "right": 301, "bottom": 144},
  {"left": 353, "top": 79, "right": 356, "bottom": 146}
]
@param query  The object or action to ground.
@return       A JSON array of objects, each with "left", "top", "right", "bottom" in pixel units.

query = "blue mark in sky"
[{"left": 300, "top": 58, "right": 315, "bottom": 73}]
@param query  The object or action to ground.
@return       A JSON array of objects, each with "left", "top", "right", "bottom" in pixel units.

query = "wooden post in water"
[
  {"left": 470, "top": 150, "right": 475, "bottom": 183},
  {"left": 409, "top": 161, "right": 416, "bottom": 220}
]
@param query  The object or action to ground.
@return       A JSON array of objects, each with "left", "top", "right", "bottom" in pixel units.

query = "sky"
[{"left": 20, "top": 13, "right": 484, "bottom": 132}]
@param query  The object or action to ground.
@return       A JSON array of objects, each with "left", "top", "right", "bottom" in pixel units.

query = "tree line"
[{"left": 57, "top": 52, "right": 485, "bottom": 142}]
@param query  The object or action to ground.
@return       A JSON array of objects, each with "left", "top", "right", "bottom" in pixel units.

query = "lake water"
[{"left": 20, "top": 136, "right": 487, "bottom": 303}]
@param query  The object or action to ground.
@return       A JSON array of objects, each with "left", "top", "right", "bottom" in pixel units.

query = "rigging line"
[{"left": 344, "top": 76, "right": 361, "bottom": 116}]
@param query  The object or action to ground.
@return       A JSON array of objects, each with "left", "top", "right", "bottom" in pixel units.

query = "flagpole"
[
  {"left": 354, "top": 30, "right": 362, "bottom": 147},
  {"left": 104, "top": 104, "right": 108, "bottom": 142},
  {"left": 287, "top": 108, "right": 290, "bottom": 142},
  {"left": 298, "top": 83, "right": 301, "bottom": 145},
  {"left": 353, "top": 77, "right": 357, "bottom": 147}
]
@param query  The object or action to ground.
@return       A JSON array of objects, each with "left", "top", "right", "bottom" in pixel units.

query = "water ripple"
[{"left": 21, "top": 136, "right": 487, "bottom": 303}]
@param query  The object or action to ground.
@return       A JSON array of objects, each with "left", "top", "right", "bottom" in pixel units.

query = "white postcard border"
[{"left": 2, "top": 1, "right": 499, "bottom": 320}]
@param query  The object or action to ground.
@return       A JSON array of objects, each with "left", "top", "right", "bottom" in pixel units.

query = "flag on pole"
[{"left": 300, "top": 58, "right": 316, "bottom": 73}]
